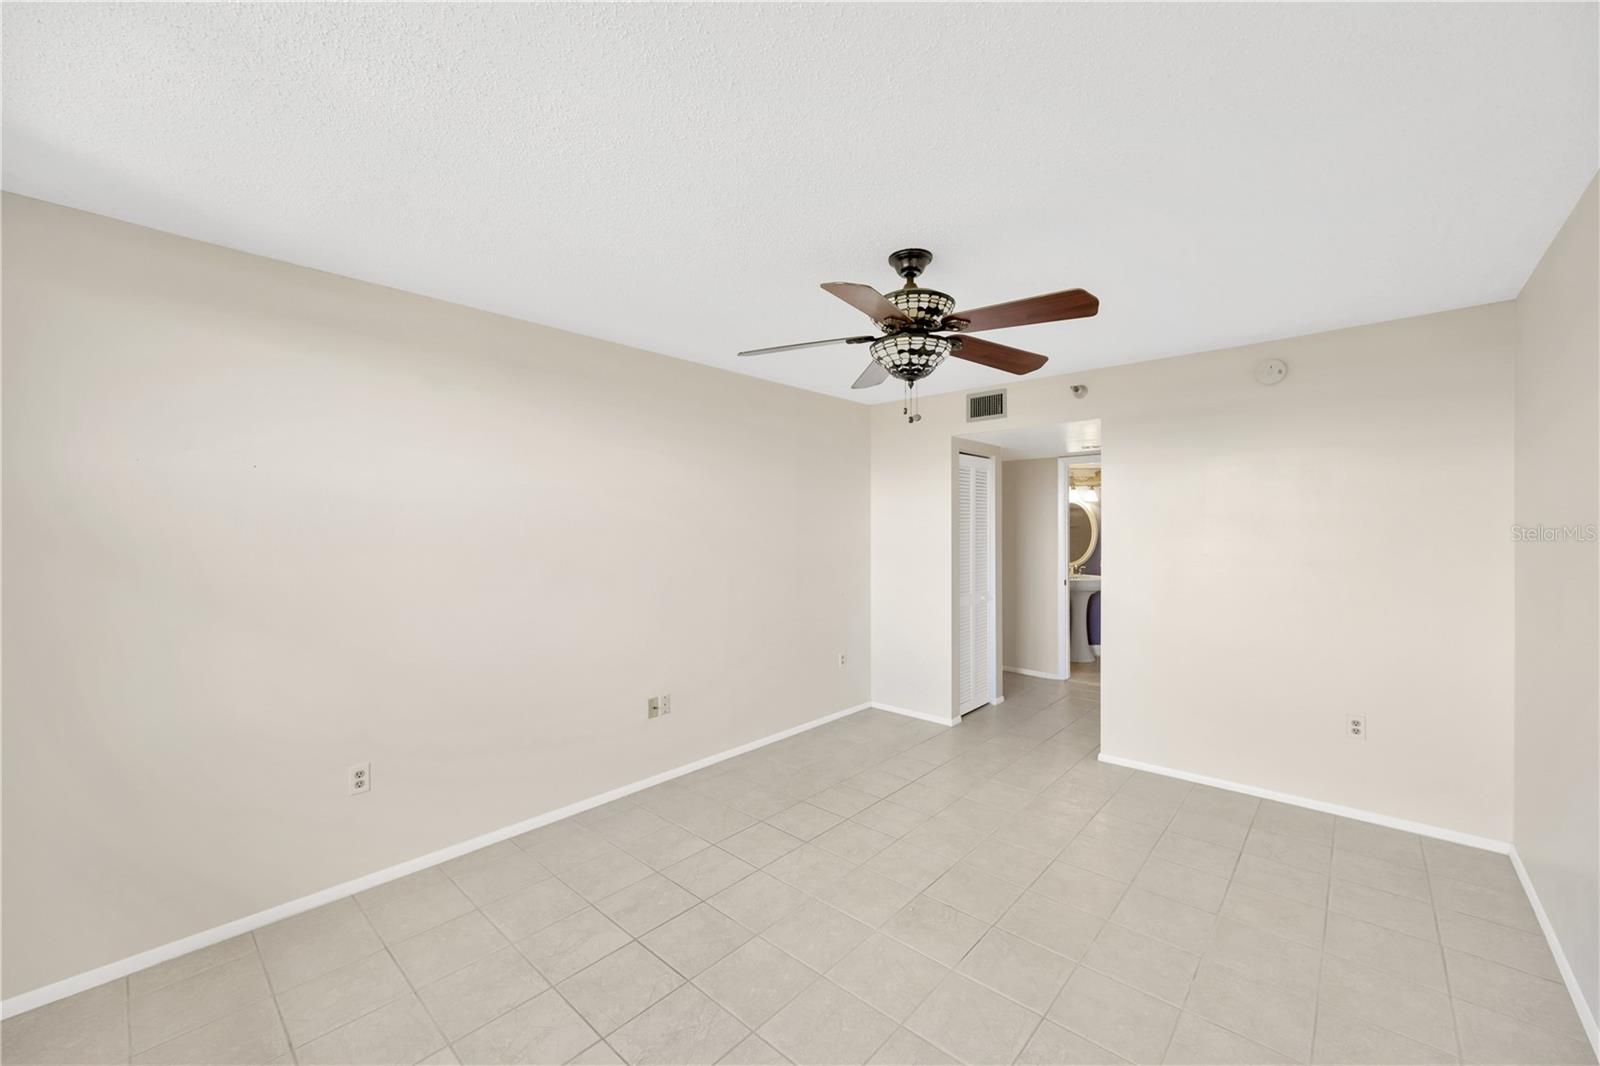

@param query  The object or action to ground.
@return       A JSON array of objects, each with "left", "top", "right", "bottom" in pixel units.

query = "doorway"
[{"left": 957, "top": 451, "right": 998, "bottom": 714}]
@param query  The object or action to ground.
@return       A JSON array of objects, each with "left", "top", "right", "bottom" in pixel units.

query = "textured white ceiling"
[{"left": 4, "top": 4, "right": 1595, "bottom": 401}]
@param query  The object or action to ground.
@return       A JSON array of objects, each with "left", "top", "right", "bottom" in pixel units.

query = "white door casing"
[{"left": 958, "top": 452, "right": 997, "bottom": 714}]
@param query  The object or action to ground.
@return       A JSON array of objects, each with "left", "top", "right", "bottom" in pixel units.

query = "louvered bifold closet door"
[{"left": 958, "top": 452, "right": 994, "bottom": 714}]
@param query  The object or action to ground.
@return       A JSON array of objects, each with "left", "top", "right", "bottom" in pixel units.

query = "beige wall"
[
  {"left": 1513, "top": 173, "right": 1599, "bottom": 1027},
  {"left": 0, "top": 195, "right": 872, "bottom": 998},
  {"left": 1001, "top": 458, "right": 1061, "bottom": 678},
  {"left": 872, "top": 304, "right": 1517, "bottom": 841}
]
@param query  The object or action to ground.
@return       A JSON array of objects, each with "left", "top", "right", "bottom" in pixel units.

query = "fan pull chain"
[{"left": 903, "top": 381, "right": 922, "bottom": 423}]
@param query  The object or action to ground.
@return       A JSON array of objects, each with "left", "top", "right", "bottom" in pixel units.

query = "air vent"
[{"left": 967, "top": 389, "right": 1007, "bottom": 422}]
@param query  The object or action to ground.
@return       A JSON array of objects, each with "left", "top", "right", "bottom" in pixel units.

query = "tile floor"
[{"left": 4, "top": 669, "right": 1594, "bottom": 1065}]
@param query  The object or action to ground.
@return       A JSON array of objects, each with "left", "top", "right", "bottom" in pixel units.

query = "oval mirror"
[{"left": 1069, "top": 500, "right": 1099, "bottom": 570}]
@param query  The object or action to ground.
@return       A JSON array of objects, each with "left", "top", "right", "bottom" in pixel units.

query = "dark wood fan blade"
[
  {"left": 947, "top": 288, "right": 1098, "bottom": 333},
  {"left": 851, "top": 361, "right": 889, "bottom": 389},
  {"left": 821, "top": 282, "right": 909, "bottom": 325},
  {"left": 738, "top": 335, "right": 874, "bottom": 357},
  {"left": 950, "top": 336, "right": 1048, "bottom": 375}
]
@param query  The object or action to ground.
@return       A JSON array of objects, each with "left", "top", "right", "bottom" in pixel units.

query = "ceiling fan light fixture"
[
  {"left": 870, "top": 333, "right": 950, "bottom": 381},
  {"left": 885, "top": 288, "right": 956, "bottom": 327}
]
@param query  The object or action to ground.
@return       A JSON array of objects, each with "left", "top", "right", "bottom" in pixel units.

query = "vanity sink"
[
  {"left": 1068, "top": 573, "right": 1100, "bottom": 663},
  {"left": 1069, "top": 574, "right": 1102, "bottom": 591}
]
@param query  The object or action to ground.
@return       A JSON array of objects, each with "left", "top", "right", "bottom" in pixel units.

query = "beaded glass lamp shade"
[
  {"left": 884, "top": 288, "right": 956, "bottom": 327},
  {"left": 869, "top": 333, "right": 951, "bottom": 381}
]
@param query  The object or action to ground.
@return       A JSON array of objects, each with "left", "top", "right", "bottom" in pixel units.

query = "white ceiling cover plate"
[{"left": 3, "top": 4, "right": 1595, "bottom": 400}]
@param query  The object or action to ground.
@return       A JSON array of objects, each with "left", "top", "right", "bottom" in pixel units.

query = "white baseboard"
[
  {"left": 1096, "top": 752, "right": 1510, "bottom": 853},
  {"left": 1509, "top": 846, "right": 1600, "bottom": 1059},
  {"left": 870, "top": 702, "right": 955, "bottom": 727},
  {"left": 1003, "top": 666, "right": 1068, "bottom": 681},
  {"left": 0, "top": 700, "right": 874, "bottom": 1021}
]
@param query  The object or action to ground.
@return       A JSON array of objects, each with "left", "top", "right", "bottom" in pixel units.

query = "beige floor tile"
[
  {"left": 517, "top": 906, "right": 632, "bottom": 983},
  {"left": 998, "top": 890, "right": 1105, "bottom": 960},
  {"left": 1243, "top": 827, "right": 1332, "bottom": 874},
  {"left": 888, "top": 783, "right": 961, "bottom": 817},
  {"left": 276, "top": 950, "right": 409, "bottom": 1048},
  {"left": 129, "top": 953, "right": 273, "bottom": 1053},
  {"left": 1311, "top": 1007, "right": 1458, "bottom": 1064},
  {"left": 1444, "top": 947, "right": 1588, "bottom": 1041},
  {"left": 763, "top": 898, "right": 873, "bottom": 971},
  {"left": 768, "top": 802, "right": 844, "bottom": 841},
  {"left": 1252, "top": 800, "right": 1334, "bottom": 846},
  {"left": 255, "top": 899, "right": 384, "bottom": 993},
  {"left": 1133, "top": 858, "right": 1230, "bottom": 914},
  {"left": 669, "top": 801, "right": 761, "bottom": 843},
  {"left": 696, "top": 937, "right": 818, "bottom": 1027},
  {"left": 867, "top": 1028, "right": 959, "bottom": 1065},
  {"left": 1453, "top": 999, "right": 1598, "bottom": 1065},
  {"left": 1082, "top": 922, "right": 1199, "bottom": 1006},
  {"left": 1421, "top": 839, "right": 1519, "bottom": 893},
  {"left": 884, "top": 894, "right": 989, "bottom": 966},
  {"left": 559, "top": 943, "right": 683, "bottom": 1035},
  {"left": 515, "top": 822, "right": 614, "bottom": 871},
  {"left": 1325, "top": 912, "right": 1446, "bottom": 991},
  {"left": 595, "top": 874, "right": 698, "bottom": 936},
  {"left": 624, "top": 824, "right": 712, "bottom": 871},
  {"left": 0, "top": 980, "right": 129, "bottom": 1065},
  {"left": 900, "top": 818, "right": 983, "bottom": 863},
  {"left": 295, "top": 994, "right": 443, "bottom": 1065},
  {"left": 830, "top": 933, "right": 950, "bottom": 1022},
  {"left": 814, "top": 821, "right": 897, "bottom": 865},
  {"left": 1201, "top": 918, "right": 1321, "bottom": 1000},
  {"left": 357, "top": 869, "right": 475, "bottom": 944},
  {"left": 445, "top": 848, "right": 551, "bottom": 908},
  {"left": 956, "top": 928, "right": 1075, "bottom": 1013},
  {"left": 720, "top": 1034, "right": 789, "bottom": 1065},
  {"left": 1047, "top": 966, "right": 1178, "bottom": 1064},
  {"left": 1229, "top": 853, "right": 1329, "bottom": 908},
  {"left": 609, "top": 984, "right": 749, "bottom": 1065},
  {"left": 719, "top": 823, "right": 804, "bottom": 868},
  {"left": 864, "top": 841, "right": 955, "bottom": 893},
  {"left": 708, "top": 870, "right": 809, "bottom": 932},
  {"left": 855, "top": 800, "right": 933, "bottom": 838},
  {"left": 664, "top": 848, "right": 758, "bottom": 898},
  {"left": 453, "top": 988, "right": 599, "bottom": 1064},
  {"left": 1437, "top": 908, "right": 1560, "bottom": 980},
  {"left": 924, "top": 862, "right": 1023, "bottom": 923},
  {"left": 565, "top": 848, "right": 657, "bottom": 903},
  {"left": 1331, "top": 850, "right": 1432, "bottom": 903},
  {"left": 1032, "top": 861, "right": 1129, "bottom": 918},
  {"left": 572, "top": 1040, "right": 626, "bottom": 1064},
  {"left": 962, "top": 839, "right": 1053, "bottom": 886},
  {"left": 812, "top": 784, "right": 881, "bottom": 819},
  {"left": 764, "top": 843, "right": 856, "bottom": 895},
  {"left": 1015, "top": 1019, "right": 1127, "bottom": 1064},
  {"left": 390, "top": 909, "right": 508, "bottom": 987},
  {"left": 1060, "top": 836, "right": 1148, "bottom": 883},
  {"left": 759, "top": 979, "right": 898, "bottom": 1065},
  {"left": 1183, "top": 959, "right": 1315, "bottom": 1062},
  {"left": 813, "top": 866, "right": 919, "bottom": 928},
  {"left": 129, "top": 936, "right": 258, "bottom": 999},
  {"left": 416, "top": 945, "right": 548, "bottom": 1041},
  {"left": 480, "top": 876, "right": 589, "bottom": 940},
  {"left": 1430, "top": 875, "right": 1540, "bottom": 933},
  {"left": 1111, "top": 888, "right": 1217, "bottom": 955},
  {"left": 1316, "top": 954, "right": 1457, "bottom": 1055},
  {"left": 641, "top": 903, "right": 753, "bottom": 976},
  {"left": 989, "top": 811, "right": 1082, "bottom": 857},
  {"left": 906, "top": 973, "right": 1040, "bottom": 1065},
  {"left": 1334, "top": 820, "right": 1425, "bottom": 871},
  {"left": 1079, "top": 812, "right": 1165, "bottom": 855},
  {"left": 1163, "top": 1010, "right": 1293, "bottom": 1065},
  {"left": 1329, "top": 879, "right": 1438, "bottom": 941},
  {"left": 131, "top": 1000, "right": 289, "bottom": 1065},
  {"left": 1218, "top": 882, "right": 1324, "bottom": 948},
  {"left": 1151, "top": 832, "right": 1241, "bottom": 880},
  {"left": 1167, "top": 809, "right": 1250, "bottom": 851}
]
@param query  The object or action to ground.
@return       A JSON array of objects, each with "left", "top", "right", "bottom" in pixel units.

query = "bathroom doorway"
[{"left": 1062, "top": 455, "right": 1102, "bottom": 685}]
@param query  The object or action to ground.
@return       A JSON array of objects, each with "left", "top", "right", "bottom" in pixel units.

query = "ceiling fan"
[{"left": 739, "top": 248, "right": 1098, "bottom": 422}]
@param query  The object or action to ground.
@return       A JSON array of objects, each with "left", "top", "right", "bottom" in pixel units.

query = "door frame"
[
  {"left": 957, "top": 450, "right": 1000, "bottom": 716},
  {"left": 1059, "top": 450, "right": 1101, "bottom": 677}
]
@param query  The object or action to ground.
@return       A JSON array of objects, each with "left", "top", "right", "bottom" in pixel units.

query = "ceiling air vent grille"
[{"left": 967, "top": 389, "right": 1007, "bottom": 422}]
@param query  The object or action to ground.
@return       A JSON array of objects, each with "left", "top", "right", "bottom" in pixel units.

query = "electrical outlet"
[
  {"left": 349, "top": 762, "right": 371, "bottom": 795},
  {"left": 647, "top": 697, "right": 661, "bottom": 719},
  {"left": 838, "top": 652, "right": 847, "bottom": 668},
  {"left": 659, "top": 694, "right": 671, "bottom": 716},
  {"left": 1346, "top": 715, "right": 1367, "bottom": 739}
]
